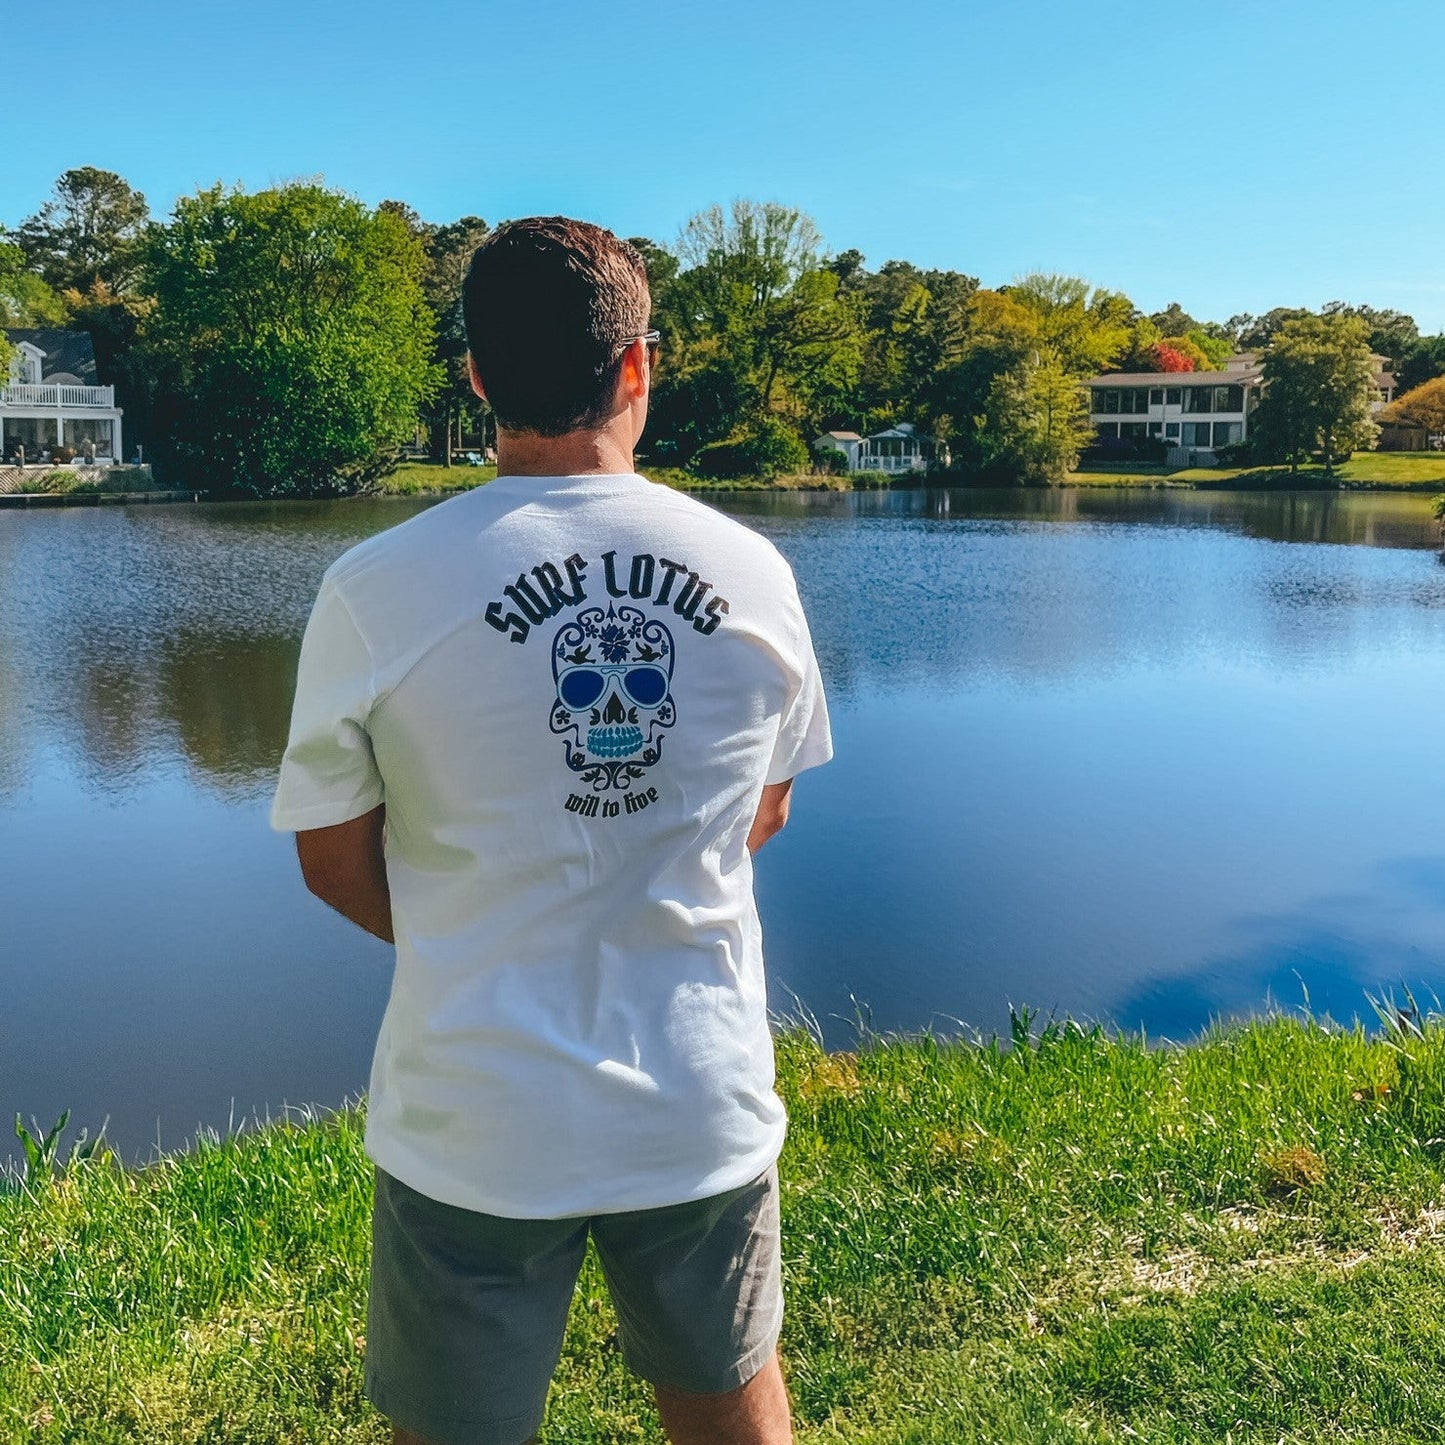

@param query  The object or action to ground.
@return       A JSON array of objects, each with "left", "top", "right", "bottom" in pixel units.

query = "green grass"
[
  {"left": 372, "top": 461, "right": 496, "bottom": 494},
  {"left": 373, "top": 462, "right": 865, "bottom": 496},
  {"left": 6, "top": 1009, "right": 1445, "bottom": 1442},
  {"left": 1069, "top": 454, "right": 1445, "bottom": 491},
  {"left": 25, "top": 466, "right": 174, "bottom": 496},
  {"left": 1065, "top": 464, "right": 1187, "bottom": 488}
]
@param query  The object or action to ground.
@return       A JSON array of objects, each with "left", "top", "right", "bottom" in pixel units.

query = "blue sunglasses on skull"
[{"left": 557, "top": 663, "right": 670, "bottom": 712}]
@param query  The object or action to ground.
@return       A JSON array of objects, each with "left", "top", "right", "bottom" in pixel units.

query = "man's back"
[{"left": 272, "top": 472, "right": 831, "bottom": 1219}]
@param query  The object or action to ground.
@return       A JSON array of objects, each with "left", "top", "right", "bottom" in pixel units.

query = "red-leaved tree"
[{"left": 1146, "top": 343, "right": 1196, "bottom": 372}]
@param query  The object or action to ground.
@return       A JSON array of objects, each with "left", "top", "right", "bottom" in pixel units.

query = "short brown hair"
[{"left": 462, "top": 217, "right": 650, "bottom": 436}]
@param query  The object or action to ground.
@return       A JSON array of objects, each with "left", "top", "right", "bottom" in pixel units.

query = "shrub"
[
  {"left": 815, "top": 447, "right": 849, "bottom": 476},
  {"left": 1080, "top": 436, "right": 1169, "bottom": 465},
  {"left": 690, "top": 418, "right": 810, "bottom": 480}
]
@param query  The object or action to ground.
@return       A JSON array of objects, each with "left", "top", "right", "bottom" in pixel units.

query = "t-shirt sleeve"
[
  {"left": 766, "top": 587, "right": 834, "bottom": 786},
  {"left": 269, "top": 577, "right": 384, "bottom": 832}
]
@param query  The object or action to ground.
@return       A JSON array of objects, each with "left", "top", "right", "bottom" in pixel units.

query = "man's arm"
[
  {"left": 746, "top": 780, "right": 793, "bottom": 854},
  {"left": 294, "top": 803, "right": 394, "bottom": 943}
]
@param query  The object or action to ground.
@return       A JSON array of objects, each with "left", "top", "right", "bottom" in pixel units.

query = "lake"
[{"left": 4, "top": 486, "right": 1444, "bottom": 1172}]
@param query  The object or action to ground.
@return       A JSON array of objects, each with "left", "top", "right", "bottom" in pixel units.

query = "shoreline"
[
  {"left": 6, "top": 455, "right": 1445, "bottom": 507},
  {"left": 6, "top": 476, "right": 1444, "bottom": 508},
  {"left": 6, "top": 1013, "right": 1445, "bottom": 1441}
]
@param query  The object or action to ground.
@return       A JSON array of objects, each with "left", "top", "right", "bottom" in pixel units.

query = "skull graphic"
[{"left": 550, "top": 604, "right": 676, "bottom": 789}]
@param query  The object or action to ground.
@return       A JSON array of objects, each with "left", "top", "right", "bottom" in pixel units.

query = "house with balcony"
[
  {"left": 3, "top": 328, "right": 123, "bottom": 464},
  {"left": 1087, "top": 350, "right": 1398, "bottom": 465}
]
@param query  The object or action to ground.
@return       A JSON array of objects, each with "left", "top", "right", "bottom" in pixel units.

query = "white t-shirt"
[{"left": 270, "top": 472, "right": 832, "bottom": 1218}]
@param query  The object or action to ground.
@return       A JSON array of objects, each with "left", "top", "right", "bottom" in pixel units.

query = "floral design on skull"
[{"left": 550, "top": 604, "right": 676, "bottom": 791}]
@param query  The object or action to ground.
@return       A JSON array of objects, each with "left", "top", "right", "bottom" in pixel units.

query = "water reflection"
[
  {"left": 3, "top": 491, "right": 1442, "bottom": 803},
  {"left": 3, "top": 488, "right": 1445, "bottom": 1170},
  {"left": 157, "top": 633, "right": 300, "bottom": 798},
  {"left": 1111, "top": 854, "right": 1445, "bottom": 1040}
]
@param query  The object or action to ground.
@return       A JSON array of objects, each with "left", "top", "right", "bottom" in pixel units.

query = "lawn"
[
  {"left": 6, "top": 1009, "right": 1445, "bottom": 1442},
  {"left": 372, "top": 461, "right": 495, "bottom": 494},
  {"left": 373, "top": 462, "right": 862, "bottom": 496},
  {"left": 1069, "top": 453, "right": 1445, "bottom": 490}
]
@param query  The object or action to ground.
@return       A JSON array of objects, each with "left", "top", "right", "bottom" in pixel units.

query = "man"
[{"left": 271, "top": 216, "right": 832, "bottom": 1445}]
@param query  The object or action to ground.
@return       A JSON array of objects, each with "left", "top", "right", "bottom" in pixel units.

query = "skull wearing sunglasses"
[{"left": 550, "top": 604, "right": 676, "bottom": 786}]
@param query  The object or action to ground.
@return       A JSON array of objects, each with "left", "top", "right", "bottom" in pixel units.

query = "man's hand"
[
  {"left": 295, "top": 804, "right": 394, "bottom": 942},
  {"left": 746, "top": 781, "right": 793, "bottom": 854}
]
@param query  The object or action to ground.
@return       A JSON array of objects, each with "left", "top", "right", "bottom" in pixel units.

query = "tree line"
[{"left": 3, "top": 169, "right": 1443, "bottom": 495}]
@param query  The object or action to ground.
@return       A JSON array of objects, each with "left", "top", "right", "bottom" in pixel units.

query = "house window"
[
  {"left": 1149, "top": 388, "right": 1163, "bottom": 406},
  {"left": 1183, "top": 422, "right": 1213, "bottom": 447},
  {"left": 1148, "top": 422, "right": 1163, "bottom": 436},
  {"left": 64, "top": 417, "right": 116, "bottom": 456},
  {"left": 1101, "top": 389, "right": 1120, "bottom": 414},
  {"left": 1183, "top": 387, "right": 1213, "bottom": 413},
  {"left": 1212, "top": 421, "right": 1241, "bottom": 447},
  {"left": 1165, "top": 387, "right": 1182, "bottom": 405},
  {"left": 1127, "top": 390, "right": 1151, "bottom": 414},
  {"left": 1213, "top": 385, "right": 1244, "bottom": 413},
  {"left": 1095, "top": 422, "right": 1119, "bottom": 439},
  {"left": 1119, "top": 422, "right": 1148, "bottom": 438},
  {"left": 1165, "top": 422, "right": 1180, "bottom": 438},
  {"left": 4, "top": 416, "right": 60, "bottom": 456}
]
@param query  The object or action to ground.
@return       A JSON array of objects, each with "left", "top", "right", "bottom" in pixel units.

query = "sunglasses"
[
  {"left": 614, "top": 329, "right": 661, "bottom": 362},
  {"left": 557, "top": 664, "right": 669, "bottom": 712}
]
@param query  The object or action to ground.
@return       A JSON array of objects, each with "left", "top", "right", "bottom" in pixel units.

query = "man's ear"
[
  {"left": 467, "top": 352, "right": 487, "bottom": 402},
  {"left": 620, "top": 340, "right": 649, "bottom": 401}
]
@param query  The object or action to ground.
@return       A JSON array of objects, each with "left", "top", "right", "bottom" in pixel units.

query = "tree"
[
  {"left": 835, "top": 258, "right": 977, "bottom": 435},
  {"left": 143, "top": 182, "right": 438, "bottom": 495},
  {"left": 1379, "top": 375, "right": 1445, "bottom": 437},
  {"left": 1252, "top": 314, "right": 1379, "bottom": 475},
  {"left": 1237, "top": 307, "right": 1312, "bottom": 349},
  {"left": 1184, "top": 327, "right": 1233, "bottom": 369},
  {"left": 648, "top": 201, "right": 863, "bottom": 460},
  {"left": 1396, "top": 334, "right": 1445, "bottom": 394},
  {"left": 1006, "top": 274, "right": 1132, "bottom": 375},
  {"left": 1148, "top": 302, "right": 1198, "bottom": 336},
  {"left": 405, "top": 212, "right": 491, "bottom": 465},
  {"left": 1147, "top": 342, "right": 1198, "bottom": 372},
  {"left": 691, "top": 417, "right": 810, "bottom": 479},
  {"left": 18, "top": 168, "right": 150, "bottom": 294},
  {"left": 627, "top": 236, "right": 680, "bottom": 299},
  {"left": 0, "top": 236, "right": 66, "bottom": 327},
  {"left": 63, "top": 279, "right": 158, "bottom": 456},
  {"left": 1322, "top": 301, "right": 1418, "bottom": 369},
  {"left": 974, "top": 348, "right": 1094, "bottom": 483}
]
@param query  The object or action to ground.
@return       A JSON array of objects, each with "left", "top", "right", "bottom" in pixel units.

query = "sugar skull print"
[{"left": 550, "top": 604, "right": 676, "bottom": 791}]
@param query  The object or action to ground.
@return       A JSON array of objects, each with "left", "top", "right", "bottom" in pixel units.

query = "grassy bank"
[
  {"left": 374, "top": 461, "right": 869, "bottom": 495},
  {"left": 372, "top": 461, "right": 496, "bottom": 494},
  {"left": 1069, "top": 454, "right": 1445, "bottom": 491},
  {"left": 378, "top": 456, "right": 1445, "bottom": 499},
  {"left": 6, "top": 1010, "right": 1445, "bottom": 1442},
  {"left": 12, "top": 465, "right": 171, "bottom": 497}
]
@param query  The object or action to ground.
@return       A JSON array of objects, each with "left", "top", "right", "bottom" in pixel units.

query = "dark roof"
[
  {"left": 1090, "top": 368, "right": 1263, "bottom": 386},
  {"left": 5, "top": 329, "right": 98, "bottom": 385}
]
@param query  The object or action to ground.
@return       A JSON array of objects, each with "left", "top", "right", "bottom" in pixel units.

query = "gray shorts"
[{"left": 363, "top": 1163, "right": 783, "bottom": 1445}]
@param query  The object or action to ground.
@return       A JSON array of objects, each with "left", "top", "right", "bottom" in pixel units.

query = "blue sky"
[{"left": 9, "top": 0, "right": 1445, "bottom": 330}]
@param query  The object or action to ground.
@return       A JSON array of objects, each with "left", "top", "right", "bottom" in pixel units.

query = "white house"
[
  {"left": 812, "top": 421, "right": 934, "bottom": 474},
  {"left": 811, "top": 429, "right": 864, "bottom": 470},
  {"left": 2, "top": 329, "right": 124, "bottom": 464},
  {"left": 1087, "top": 350, "right": 1399, "bottom": 464}
]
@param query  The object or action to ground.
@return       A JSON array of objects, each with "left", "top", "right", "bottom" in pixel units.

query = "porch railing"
[{"left": 0, "top": 384, "right": 116, "bottom": 408}]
